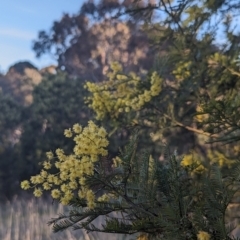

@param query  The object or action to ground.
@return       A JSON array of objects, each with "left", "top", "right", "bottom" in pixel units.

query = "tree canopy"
[{"left": 33, "top": 0, "right": 154, "bottom": 80}]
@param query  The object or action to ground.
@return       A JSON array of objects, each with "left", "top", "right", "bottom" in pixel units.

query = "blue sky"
[
  {"left": 0, "top": 0, "right": 84, "bottom": 73},
  {"left": 1, "top": 1, "right": 239, "bottom": 74}
]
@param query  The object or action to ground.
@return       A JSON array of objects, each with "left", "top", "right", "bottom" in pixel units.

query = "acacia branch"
[
  {"left": 226, "top": 67, "right": 240, "bottom": 77},
  {"left": 152, "top": 104, "right": 219, "bottom": 138},
  {"left": 164, "top": 113, "right": 218, "bottom": 138},
  {"left": 91, "top": 173, "right": 158, "bottom": 218}
]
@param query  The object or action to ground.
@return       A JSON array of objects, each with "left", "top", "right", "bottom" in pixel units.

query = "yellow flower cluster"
[
  {"left": 85, "top": 62, "right": 162, "bottom": 120},
  {"left": 194, "top": 105, "right": 209, "bottom": 123},
  {"left": 181, "top": 149, "right": 236, "bottom": 175},
  {"left": 172, "top": 60, "right": 192, "bottom": 81},
  {"left": 97, "top": 193, "right": 110, "bottom": 202},
  {"left": 137, "top": 233, "right": 149, "bottom": 240},
  {"left": 21, "top": 121, "right": 109, "bottom": 209},
  {"left": 21, "top": 180, "right": 30, "bottom": 190},
  {"left": 112, "top": 156, "right": 122, "bottom": 167},
  {"left": 181, "top": 152, "right": 207, "bottom": 176},
  {"left": 209, "top": 52, "right": 228, "bottom": 66},
  {"left": 207, "top": 150, "right": 236, "bottom": 168},
  {"left": 197, "top": 231, "right": 211, "bottom": 240}
]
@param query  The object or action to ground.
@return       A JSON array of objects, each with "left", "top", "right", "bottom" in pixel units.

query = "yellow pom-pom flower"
[
  {"left": 46, "top": 151, "right": 54, "bottom": 160},
  {"left": 43, "top": 161, "right": 52, "bottom": 170},
  {"left": 33, "top": 188, "right": 43, "bottom": 197},
  {"left": 21, "top": 180, "right": 30, "bottom": 190},
  {"left": 197, "top": 231, "right": 211, "bottom": 240},
  {"left": 73, "top": 123, "right": 82, "bottom": 134},
  {"left": 51, "top": 189, "right": 61, "bottom": 199},
  {"left": 64, "top": 128, "right": 73, "bottom": 138}
]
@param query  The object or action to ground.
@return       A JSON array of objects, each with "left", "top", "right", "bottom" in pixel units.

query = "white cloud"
[{"left": 0, "top": 28, "right": 36, "bottom": 41}]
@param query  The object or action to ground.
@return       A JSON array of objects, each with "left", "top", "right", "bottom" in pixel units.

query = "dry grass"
[
  {"left": 1, "top": 196, "right": 240, "bottom": 239},
  {"left": 0, "top": 196, "right": 136, "bottom": 240}
]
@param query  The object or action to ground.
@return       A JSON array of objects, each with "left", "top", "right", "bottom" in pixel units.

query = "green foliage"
[
  {"left": 46, "top": 133, "right": 240, "bottom": 239},
  {"left": 0, "top": 93, "right": 23, "bottom": 199},
  {"left": 0, "top": 93, "right": 22, "bottom": 148}
]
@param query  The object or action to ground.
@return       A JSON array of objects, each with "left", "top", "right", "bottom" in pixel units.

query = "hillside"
[{"left": 0, "top": 61, "right": 56, "bottom": 106}]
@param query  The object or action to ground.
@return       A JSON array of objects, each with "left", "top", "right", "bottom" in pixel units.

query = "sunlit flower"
[
  {"left": 21, "top": 180, "right": 30, "bottom": 190},
  {"left": 22, "top": 121, "right": 109, "bottom": 208},
  {"left": 46, "top": 151, "right": 54, "bottom": 160},
  {"left": 43, "top": 182, "right": 52, "bottom": 190},
  {"left": 73, "top": 123, "right": 82, "bottom": 134},
  {"left": 33, "top": 188, "right": 43, "bottom": 197},
  {"left": 197, "top": 231, "right": 211, "bottom": 240},
  {"left": 64, "top": 128, "right": 72, "bottom": 138},
  {"left": 43, "top": 161, "right": 51, "bottom": 170},
  {"left": 51, "top": 189, "right": 61, "bottom": 199}
]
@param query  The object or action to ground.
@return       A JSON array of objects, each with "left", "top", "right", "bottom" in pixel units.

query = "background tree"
[
  {"left": 0, "top": 61, "right": 42, "bottom": 106},
  {"left": 32, "top": 0, "right": 154, "bottom": 80},
  {"left": 0, "top": 93, "right": 23, "bottom": 199}
]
